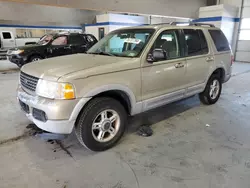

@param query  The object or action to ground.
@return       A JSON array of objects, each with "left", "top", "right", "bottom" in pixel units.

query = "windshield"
[
  {"left": 37, "top": 34, "right": 53, "bottom": 45},
  {"left": 88, "top": 29, "right": 155, "bottom": 57}
]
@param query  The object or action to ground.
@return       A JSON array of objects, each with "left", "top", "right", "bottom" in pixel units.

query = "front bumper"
[
  {"left": 7, "top": 54, "right": 28, "bottom": 67},
  {"left": 17, "top": 86, "right": 91, "bottom": 134}
]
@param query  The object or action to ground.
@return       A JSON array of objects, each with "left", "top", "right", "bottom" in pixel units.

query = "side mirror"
[{"left": 147, "top": 49, "right": 166, "bottom": 63}]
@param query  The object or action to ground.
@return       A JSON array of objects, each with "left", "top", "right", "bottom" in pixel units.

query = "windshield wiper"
[{"left": 88, "top": 51, "right": 116, "bottom": 56}]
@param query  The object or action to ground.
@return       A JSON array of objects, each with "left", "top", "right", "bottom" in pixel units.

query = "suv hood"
[
  {"left": 21, "top": 54, "right": 131, "bottom": 81},
  {"left": 10, "top": 44, "right": 45, "bottom": 51}
]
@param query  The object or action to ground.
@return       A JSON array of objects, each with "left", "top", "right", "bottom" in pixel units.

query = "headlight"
[
  {"left": 12, "top": 50, "right": 24, "bottom": 55},
  {"left": 36, "top": 80, "right": 75, "bottom": 100}
]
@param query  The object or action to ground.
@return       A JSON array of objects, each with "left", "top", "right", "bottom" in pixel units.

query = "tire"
[
  {"left": 199, "top": 75, "right": 222, "bottom": 105},
  {"left": 29, "top": 55, "right": 42, "bottom": 62},
  {"left": 75, "top": 97, "right": 127, "bottom": 151}
]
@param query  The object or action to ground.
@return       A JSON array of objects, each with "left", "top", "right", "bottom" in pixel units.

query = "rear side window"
[
  {"left": 184, "top": 29, "right": 208, "bottom": 56},
  {"left": 86, "top": 35, "right": 97, "bottom": 43},
  {"left": 69, "top": 35, "right": 86, "bottom": 45},
  {"left": 2, "top": 32, "right": 11, "bottom": 39},
  {"left": 209, "top": 30, "right": 230, "bottom": 52}
]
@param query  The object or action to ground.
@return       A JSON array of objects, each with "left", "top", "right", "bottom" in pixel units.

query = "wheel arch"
[
  {"left": 28, "top": 52, "right": 44, "bottom": 62},
  {"left": 82, "top": 84, "right": 139, "bottom": 115},
  {"left": 207, "top": 67, "right": 226, "bottom": 83}
]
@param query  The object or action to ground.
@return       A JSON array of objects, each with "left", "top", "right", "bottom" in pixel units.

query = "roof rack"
[{"left": 169, "top": 22, "right": 215, "bottom": 27}]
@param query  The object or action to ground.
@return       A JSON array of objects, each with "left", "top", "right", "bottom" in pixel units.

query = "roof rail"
[
  {"left": 169, "top": 22, "right": 215, "bottom": 27},
  {"left": 191, "top": 23, "right": 215, "bottom": 27}
]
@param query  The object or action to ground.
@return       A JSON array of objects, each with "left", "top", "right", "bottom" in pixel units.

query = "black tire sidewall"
[
  {"left": 78, "top": 98, "right": 127, "bottom": 151},
  {"left": 203, "top": 75, "right": 222, "bottom": 104},
  {"left": 30, "top": 55, "right": 42, "bottom": 62}
]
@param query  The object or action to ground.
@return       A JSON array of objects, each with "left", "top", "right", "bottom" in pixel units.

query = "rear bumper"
[
  {"left": 223, "top": 66, "right": 232, "bottom": 83},
  {"left": 17, "top": 86, "right": 91, "bottom": 134},
  {"left": 223, "top": 74, "right": 231, "bottom": 83}
]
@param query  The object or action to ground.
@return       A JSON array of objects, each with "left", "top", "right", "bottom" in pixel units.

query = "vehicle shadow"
[
  {"left": 22, "top": 95, "right": 203, "bottom": 163},
  {"left": 127, "top": 95, "right": 200, "bottom": 133},
  {"left": 61, "top": 95, "right": 201, "bottom": 154}
]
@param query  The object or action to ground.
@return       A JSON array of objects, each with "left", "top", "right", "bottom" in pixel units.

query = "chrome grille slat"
[
  {"left": 20, "top": 73, "right": 38, "bottom": 80},
  {"left": 20, "top": 76, "right": 38, "bottom": 84},
  {"left": 20, "top": 77, "right": 37, "bottom": 85},
  {"left": 20, "top": 71, "right": 39, "bottom": 92},
  {"left": 20, "top": 80, "right": 35, "bottom": 91},
  {"left": 20, "top": 73, "right": 38, "bottom": 82}
]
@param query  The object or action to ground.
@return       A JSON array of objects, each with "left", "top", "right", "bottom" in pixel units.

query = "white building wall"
[
  {"left": 0, "top": 1, "right": 101, "bottom": 27},
  {"left": 221, "top": 0, "right": 250, "bottom": 62},
  {"left": 85, "top": 26, "right": 110, "bottom": 40},
  {"left": 197, "top": 5, "right": 238, "bottom": 52},
  {"left": 108, "top": 14, "right": 148, "bottom": 24},
  {"left": 85, "top": 14, "right": 148, "bottom": 39},
  {"left": 96, "top": 15, "right": 111, "bottom": 23},
  {"left": 149, "top": 17, "right": 191, "bottom": 24},
  {"left": 220, "top": 0, "right": 242, "bottom": 9}
]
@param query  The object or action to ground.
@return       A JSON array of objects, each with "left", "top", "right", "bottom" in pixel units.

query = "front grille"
[{"left": 20, "top": 71, "right": 39, "bottom": 92}]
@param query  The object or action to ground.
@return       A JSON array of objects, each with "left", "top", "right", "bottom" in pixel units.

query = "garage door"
[{"left": 236, "top": 0, "right": 250, "bottom": 62}]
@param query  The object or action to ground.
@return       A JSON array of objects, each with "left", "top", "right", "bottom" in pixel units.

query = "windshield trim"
[{"left": 87, "top": 28, "right": 156, "bottom": 58}]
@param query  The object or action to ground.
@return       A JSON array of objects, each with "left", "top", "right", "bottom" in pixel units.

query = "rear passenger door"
[
  {"left": 183, "top": 29, "right": 213, "bottom": 96},
  {"left": 69, "top": 34, "right": 88, "bottom": 54}
]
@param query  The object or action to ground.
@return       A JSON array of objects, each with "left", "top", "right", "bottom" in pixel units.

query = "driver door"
[
  {"left": 48, "top": 35, "right": 72, "bottom": 57},
  {"left": 141, "top": 29, "right": 188, "bottom": 111}
]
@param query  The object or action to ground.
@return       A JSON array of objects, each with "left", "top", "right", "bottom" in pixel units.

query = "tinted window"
[
  {"left": 199, "top": 30, "right": 209, "bottom": 54},
  {"left": 86, "top": 35, "right": 97, "bottom": 43},
  {"left": 184, "top": 29, "right": 208, "bottom": 56},
  {"left": 152, "top": 30, "right": 181, "bottom": 60},
  {"left": 52, "top": 36, "right": 68, "bottom": 46},
  {"left": 69, "top": 35, "right": 86, "bottom": 45},
  {"left": 209, "top": 30, "right": 230, "bottom": 52},
  {"left": 2, "top": 32, "right": 11, "bottom": 39}
]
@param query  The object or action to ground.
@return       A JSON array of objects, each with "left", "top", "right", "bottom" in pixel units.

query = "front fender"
[{"left": 82, "top": 84, "right": 142, "bottom": 115}]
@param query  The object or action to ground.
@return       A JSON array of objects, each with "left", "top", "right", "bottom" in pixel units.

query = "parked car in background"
[
  {"left": 0, "top": 30, "right": 39, "bottom": 59},
  {"left": 7, "top": 32, "right": 97, "bottom": 67},
  {"left": 17, "top": 23, "right": 232, "bottom": 151}
]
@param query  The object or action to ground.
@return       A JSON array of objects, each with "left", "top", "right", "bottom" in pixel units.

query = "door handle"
[
  {"left": 10, "top": 40, "right": 14, "bottom": 42},
  {"left": 64, "top": 46, "right": 71, "bottom": 49},
  {"left": 175, "top": 62, "right": 185, "bottom": 68},
  {"left": 206, "top": 57, "right": 214, "bottom": 62}
]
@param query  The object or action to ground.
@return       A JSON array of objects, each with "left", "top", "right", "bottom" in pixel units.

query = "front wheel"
[
  {"left": 75, "top": 97, "right": 127, "bottom": 151},
  {"left": 30, "top": 55, "right": 42, "bottom": 62},
  {"left": 199, "top": 75, "right": 222, "bottom": 105}
]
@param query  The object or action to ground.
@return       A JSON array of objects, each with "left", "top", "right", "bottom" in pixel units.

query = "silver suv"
[{"left": 17, "top": 23, "right": 232, "bottom": 151}]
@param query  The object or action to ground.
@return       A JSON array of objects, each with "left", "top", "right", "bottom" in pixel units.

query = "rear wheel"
[
  {"left": 199, "top": 75, "right": 222, "bottom": 105},
  {"left": 75, "top": 97, "right": 127, "bottom": 151}
]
